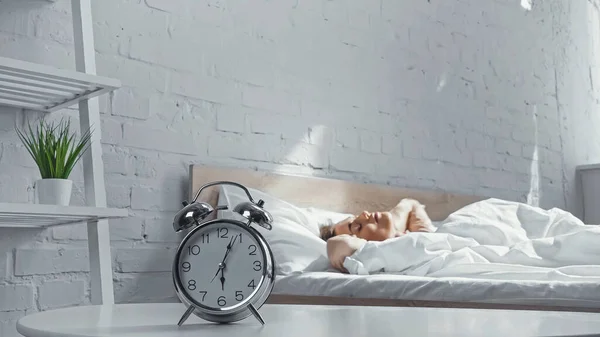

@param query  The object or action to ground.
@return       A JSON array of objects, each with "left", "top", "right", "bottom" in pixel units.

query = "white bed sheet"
[{"left": 273, "top": 271, "right": 600, "bottom": 308}]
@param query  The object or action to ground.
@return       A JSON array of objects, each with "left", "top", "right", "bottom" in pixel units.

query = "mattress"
[{"left": 272, "top": 271, "right": 600, "bottom": 309}]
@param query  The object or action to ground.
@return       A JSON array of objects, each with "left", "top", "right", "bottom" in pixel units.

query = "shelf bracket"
[{"left": 72, "top": 0, "right": 115, "bottom": 306}]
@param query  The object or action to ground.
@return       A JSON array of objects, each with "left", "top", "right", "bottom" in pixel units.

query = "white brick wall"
[
  {"left": 115, "top": 247, "right": 175, "bottom": 273},
  {"left": 14, "top": 248, "right": 89, "bottom": 276},
  {"left": 1, "top": 0, "right": 600, "bottom": 336},
  {"left": 114, "top": 273, "right": 177, "bottom": 303},
  {"left": 1, "top": 310, "right": 35, "bottom": 337},
  {"left": 0, "top": 284, "right": 33, "bottom": 311},
  {"left": 38, "top": 280, "right": 86, "bottom": 310}
]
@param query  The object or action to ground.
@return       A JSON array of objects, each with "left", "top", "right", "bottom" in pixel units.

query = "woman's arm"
[
  {"left": 391, "top": 199, "right": 435, "bottom": 233},
  {"left": 326, "top": 234, "right": 367, "bottom": 272},
  {"left": 407, "top": 202, "right": 435, "bottom": 232},
  {"left": 389, "top": 199, "right": 413, "bottom": 234}
]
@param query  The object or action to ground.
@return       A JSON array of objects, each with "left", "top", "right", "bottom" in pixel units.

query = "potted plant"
[{"left": 16, "top": 118, "right": 93, "bottom": 206}]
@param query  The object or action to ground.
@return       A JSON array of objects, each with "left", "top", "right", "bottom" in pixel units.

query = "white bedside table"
[
  {"left": 16, "top": 302, "right": 600, "bottom": 337},
  {"left": 578, "top": 163, "right": 600, "bottom": 224}
]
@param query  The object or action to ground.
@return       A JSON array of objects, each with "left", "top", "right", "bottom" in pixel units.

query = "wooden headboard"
[{"left": 188, "top": 165, "right": 484, "bottom": 221}]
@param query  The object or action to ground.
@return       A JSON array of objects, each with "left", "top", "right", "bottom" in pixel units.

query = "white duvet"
[{"left": 343, "top": 198, "right": 600, "bottom": 281}]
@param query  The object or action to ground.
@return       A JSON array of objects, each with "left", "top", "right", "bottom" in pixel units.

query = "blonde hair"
[{"left": 319, "top": 223, "right": 336, "bottom": 241}]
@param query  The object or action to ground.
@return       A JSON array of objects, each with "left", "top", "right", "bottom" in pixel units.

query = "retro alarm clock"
[{"left": 171, "top": 181, "right": 275, "bottom": 326}]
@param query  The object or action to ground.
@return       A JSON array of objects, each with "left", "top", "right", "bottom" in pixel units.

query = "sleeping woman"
[{"left": 319, "top": 198, "right": 435, "bottom": 272}]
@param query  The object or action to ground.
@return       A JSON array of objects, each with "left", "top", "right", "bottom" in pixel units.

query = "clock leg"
[
  {"left": 248, "top": 303, "right": 265, "bottom": 325},
  {"left": 177, "top": 306, "right": 196, "bottom": 326}
]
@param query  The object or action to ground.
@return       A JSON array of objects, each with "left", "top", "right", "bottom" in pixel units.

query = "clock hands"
[
  {"left": 210, "top": 263, "right": 223, "bottom": 284},
  {"left": 210, "top": 235, "right": 234, "bottom": 283},
  {"left": 210, "top": 268, "right": 226, "bottom": 291},
  {"left": 211, "top": 234, "right": 238, "bottom": 287},
  {"left": 221, "top": 234, "right": 236, "bottom": 264}
]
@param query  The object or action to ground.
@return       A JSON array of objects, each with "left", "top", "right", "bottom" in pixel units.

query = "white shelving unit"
[
  {"left": 0, "top": 56, "right": 121, "bottom": 112},
  {"left": 0, "top": 0, "right": 124, "bottom": 306},
  {"left": 0, "top": 203, "right": 128, "bottom": 228}
]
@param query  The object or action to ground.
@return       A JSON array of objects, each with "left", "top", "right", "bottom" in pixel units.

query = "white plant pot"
[{"left": 35, "top": 179, "right": 73, "bottom": 206}]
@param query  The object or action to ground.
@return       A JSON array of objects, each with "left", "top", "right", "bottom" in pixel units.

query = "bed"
[{"left": 188, "top": 164, "right": 600, "bottom": 313}]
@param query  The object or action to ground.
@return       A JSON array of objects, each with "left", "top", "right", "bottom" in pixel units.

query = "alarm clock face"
[{"left": 174, "top": 220, "right": 269, "bottom": 313}]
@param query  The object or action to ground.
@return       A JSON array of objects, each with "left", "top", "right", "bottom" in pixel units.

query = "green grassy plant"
[{"left": 15, "top": 118, "right": 93, "bottom": 180}]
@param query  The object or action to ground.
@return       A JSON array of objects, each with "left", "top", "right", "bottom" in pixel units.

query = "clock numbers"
[
  {"left": 235, "top": 291, "right": 244, "bottom": 301},
  {"left": 188, "top": 279, "right": 196, "bottom": 291},
  {"left": 248, "top": 244, "right": 257, "bottom": 255},
  {"left": 181, "top": 262, "right": 191, "bottom": 272},
  {"left": 217, "top": 228, "right": 228, "bottom": 238},
  {"left": 237, "top": 233, "right": 243, "bottom": 243},
  {"left": 187, "top": 245, "right": 200, "bottom": 256},
  {"left": 218, "top": 296, "right": 227, "bottom": 307},
  {"left": 200, "top": 233, "right": 210, "bottom": 244},
  {"left": 199, "top": 291, "right": 207, "bottom": 301},
  {"left": 248, "top": 279, "right": 256, "bottom": 290},
  {"left": 253, "top": 261, "right": 262, "bottom": 271}
]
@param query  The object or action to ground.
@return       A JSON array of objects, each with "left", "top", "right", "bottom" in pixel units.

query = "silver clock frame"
[{"left": 172, "top": 218, "right": 276, "bottom": 325}]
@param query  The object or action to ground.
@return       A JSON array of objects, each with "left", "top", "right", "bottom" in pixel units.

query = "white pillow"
[
  {"left": 302, "top": 207, "right": 353, "bottom": 229},
  {"left": 216, "top": 185, "right": 334, "bottom": 275}
]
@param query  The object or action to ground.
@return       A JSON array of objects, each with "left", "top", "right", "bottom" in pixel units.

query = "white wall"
[
  {"left": 0, "top": 0, "right": 599, "bottom": 336},
  {"left": 554, "top": 0, "right": 600, "bottom": 218}
]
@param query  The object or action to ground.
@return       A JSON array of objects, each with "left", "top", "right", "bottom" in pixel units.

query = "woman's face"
[{"left": 332, "top": 210, "right": 397, "bottom": 241}]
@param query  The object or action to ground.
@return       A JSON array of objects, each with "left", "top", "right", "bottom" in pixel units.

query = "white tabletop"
[{"left": 16, "top": 302, "right": 600, "bottom": 337}]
